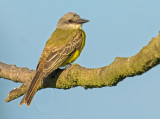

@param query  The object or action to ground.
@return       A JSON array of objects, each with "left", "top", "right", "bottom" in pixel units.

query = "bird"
[{"left": 20, "top": 12, "right": 89, "bottom": 106}]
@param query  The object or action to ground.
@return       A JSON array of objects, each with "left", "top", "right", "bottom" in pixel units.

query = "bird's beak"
[{"left": 76, "top": 19, "right": 89, "bottom": 24}]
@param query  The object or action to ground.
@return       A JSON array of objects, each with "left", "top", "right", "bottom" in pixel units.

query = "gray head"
[{"left": 57, "top": 12, "right": 89, "bottom": 29}]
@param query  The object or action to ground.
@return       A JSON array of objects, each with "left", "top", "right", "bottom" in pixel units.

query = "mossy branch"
[{"left": 0, "top": 32, "right": 160, "bottom": 103}]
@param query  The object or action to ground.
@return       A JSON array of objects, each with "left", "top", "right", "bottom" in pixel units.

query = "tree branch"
[{"left": 0, "top": 32, "right": 160, "bottom": 103}]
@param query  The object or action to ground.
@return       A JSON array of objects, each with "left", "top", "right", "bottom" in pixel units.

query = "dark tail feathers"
[{"left": 20, "top": 71, "right": 43, "bottom": 107}]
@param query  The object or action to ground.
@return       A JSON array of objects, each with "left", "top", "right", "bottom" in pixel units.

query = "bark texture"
[{"left": 0, "top": 32, "right": 160, "bottom": 102}]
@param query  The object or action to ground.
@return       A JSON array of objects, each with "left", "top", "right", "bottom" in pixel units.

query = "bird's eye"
[{"left": 68, "top": 19, "right": 73, "bottom": 22}]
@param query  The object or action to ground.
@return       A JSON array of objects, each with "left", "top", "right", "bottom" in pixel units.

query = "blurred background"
[{"left": 0, "top": 0, "right": 160, "bottom": 119}]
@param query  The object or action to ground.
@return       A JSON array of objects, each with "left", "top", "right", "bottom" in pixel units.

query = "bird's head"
[{"left": 57, "top": 12, "right": 89, "bottom": 30}]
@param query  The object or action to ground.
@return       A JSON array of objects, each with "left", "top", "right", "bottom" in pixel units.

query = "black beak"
[{"left": 76, "top": 19, "right": 89, "bottom": 24}]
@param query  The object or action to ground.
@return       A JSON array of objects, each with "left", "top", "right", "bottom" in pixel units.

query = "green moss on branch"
[{"left": 1, "top": 32, "right": 160, "bottom": 102}]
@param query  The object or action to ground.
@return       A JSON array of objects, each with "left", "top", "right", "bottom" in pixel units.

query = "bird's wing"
[
  {"left": 36, "top": 29, "right": 80, "bottom": 70},
  {"left": 43, "top": 30, "right": 83, "bottom": 77}
]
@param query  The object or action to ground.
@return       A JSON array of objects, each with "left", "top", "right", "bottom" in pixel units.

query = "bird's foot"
[{"left": 65, "top": 63, "right": 72, "bottom": 69}]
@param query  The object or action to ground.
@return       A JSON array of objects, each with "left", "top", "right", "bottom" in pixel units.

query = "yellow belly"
[{"left": 61, "top": 31, "right": 85, "bottom": 66}]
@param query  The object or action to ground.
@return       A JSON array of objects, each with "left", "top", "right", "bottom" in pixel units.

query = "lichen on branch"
[{"left": 0, "top": 32, "right": 160, "bottom": 103}]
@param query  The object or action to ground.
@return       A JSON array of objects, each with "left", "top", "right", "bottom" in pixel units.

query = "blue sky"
[{"left": 0, "top": 0, "right": 160, "bottom": 119}]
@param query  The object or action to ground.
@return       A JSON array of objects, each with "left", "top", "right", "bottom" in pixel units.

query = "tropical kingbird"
[{"left": 20, "top": 12, "right": 89, "bottom": 106}]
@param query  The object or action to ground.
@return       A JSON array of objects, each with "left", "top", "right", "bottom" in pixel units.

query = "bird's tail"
[{"left": 20, "top": 71, "right": 43, "bottom": 107}]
